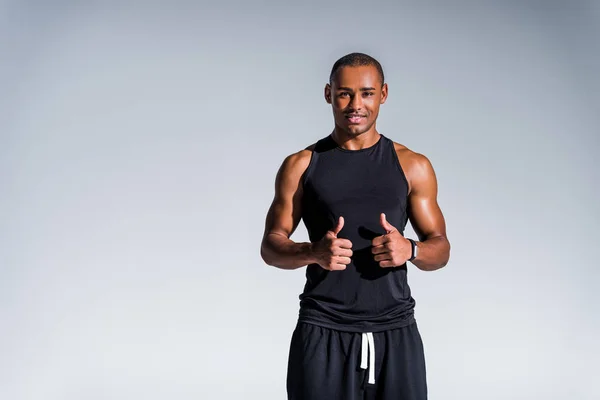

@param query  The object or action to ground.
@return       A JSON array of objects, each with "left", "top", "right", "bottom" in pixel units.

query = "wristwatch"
[{"left": 407, "top": 239, "right": 418, "bottom": 262}]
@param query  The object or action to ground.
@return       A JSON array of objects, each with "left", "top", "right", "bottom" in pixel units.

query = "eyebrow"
[{"left": 336, "top": 87, "right": 377, "bottom": 92}]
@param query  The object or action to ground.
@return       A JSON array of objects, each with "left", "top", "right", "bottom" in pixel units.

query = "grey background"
[{"left": 1, "top": 1, "right": 599, "bottom": 399}]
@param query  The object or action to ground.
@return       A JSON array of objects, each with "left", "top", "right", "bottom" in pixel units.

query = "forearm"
[
  {"left": 410, "top": 235, "right": 450, "bottom": 271},
  {"left": 260, "top": 233, "right": 316, "bottom": 270}
]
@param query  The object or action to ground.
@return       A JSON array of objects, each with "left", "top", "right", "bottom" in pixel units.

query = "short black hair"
[{"left": 329, "top": 52, "right": 385, "bottom": 86}]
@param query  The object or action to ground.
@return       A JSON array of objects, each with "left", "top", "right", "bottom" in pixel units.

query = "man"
[{"left": 260, "top": 52, "right": 450, "bottom": 400}]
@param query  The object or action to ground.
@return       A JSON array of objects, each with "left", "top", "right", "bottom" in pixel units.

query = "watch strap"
[{"left": 407, "top": 239, "right": 417, "bottom": 261}]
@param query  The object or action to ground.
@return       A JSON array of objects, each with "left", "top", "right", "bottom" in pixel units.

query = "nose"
[{"left": 350, "top": 94, "right": 363, "bottom": 110}]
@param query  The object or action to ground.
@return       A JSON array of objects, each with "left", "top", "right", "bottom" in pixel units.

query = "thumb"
[
  {"left": 331, "top": 216, "right": 344, "bottom": 237},
  {"left": 380, "top": 213, "right": 396, "bottom": 234}
]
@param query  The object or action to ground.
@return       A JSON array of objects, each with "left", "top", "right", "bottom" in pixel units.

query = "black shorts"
[{"left": 286, "top": 321, "right": 427, "bottom": 400}]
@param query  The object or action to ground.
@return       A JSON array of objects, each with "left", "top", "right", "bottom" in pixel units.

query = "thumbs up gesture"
[
  {"left": 312, "top": 216, "right": 354, "bottom": 271},
  {"left": 371, "top": 213, "right": 412, "bottom": 268}
]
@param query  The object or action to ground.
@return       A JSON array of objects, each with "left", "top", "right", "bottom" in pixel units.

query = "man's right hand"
[{"left": 311, "top": 216, "right": 353, "bottom": 271}]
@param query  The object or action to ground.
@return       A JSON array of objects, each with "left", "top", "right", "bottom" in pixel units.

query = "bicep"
[
  {"left": 407, "top": 154, "right": 447, "bottom": 240},
  {"left": 263, "top": 152, "right": 308, "bottom": 239}
]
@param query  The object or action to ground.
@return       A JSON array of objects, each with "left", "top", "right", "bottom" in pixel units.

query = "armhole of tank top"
[
  {"left": 301, "top": 147, "right": 317, "bottom": 187},
  {"left": 390, "top": 142, "right": 410, "bottom": 195}
]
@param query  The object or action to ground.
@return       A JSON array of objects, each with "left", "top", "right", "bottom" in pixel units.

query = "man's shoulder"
[
  {"left": 390, "top": 140, "right": 436, "bottom": 196},
  {"left": 391, "top": 140, "right": 432, "bottom": 172},
  {"left": 291, "top": 141, "right": 318, "bottom": 163},
  {"left": 279, "top": 141, "right": 318, "bottom": 176}
]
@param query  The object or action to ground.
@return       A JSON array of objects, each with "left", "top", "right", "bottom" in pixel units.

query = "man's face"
[{"left": 325, "top": 65, "right": 388, "bottom": 136}]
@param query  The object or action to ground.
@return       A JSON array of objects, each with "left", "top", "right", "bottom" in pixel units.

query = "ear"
[
  {"left": 324, "top": 83, "right": 332, "bottom": 104},
  {"left": 380, "top": 83, "right": 388, "bottom": 105}
]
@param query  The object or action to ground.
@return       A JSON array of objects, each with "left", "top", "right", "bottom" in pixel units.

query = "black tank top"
[{"left": 298, "top": 133, "right": 416, "bottom": 332}]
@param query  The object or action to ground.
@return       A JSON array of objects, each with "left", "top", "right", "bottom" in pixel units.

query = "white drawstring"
[{"left": 360, "top": 332, "right": 375, "bottom": 384}]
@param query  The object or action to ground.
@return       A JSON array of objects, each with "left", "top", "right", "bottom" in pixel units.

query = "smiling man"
[{"left": 260, "top": 53, "right": 451, "bottom": 400}]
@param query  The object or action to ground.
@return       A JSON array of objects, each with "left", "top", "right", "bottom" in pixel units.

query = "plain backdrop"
[{"left": 1, "top": 1, "right": 599, "bottom": 399}]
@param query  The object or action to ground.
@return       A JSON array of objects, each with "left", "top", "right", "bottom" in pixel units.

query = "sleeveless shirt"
[{"left": 298, "top": 133, "right": 416, "bottom": 332}]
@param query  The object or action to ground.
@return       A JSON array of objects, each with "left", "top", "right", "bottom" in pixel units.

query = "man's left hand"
[{"left": 371, "top": 213, "right": 412, "bottom": 268}]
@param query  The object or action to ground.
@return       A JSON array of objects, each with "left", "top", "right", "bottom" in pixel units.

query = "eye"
[
  {"left": 339, "top": 92, "right": 350, "bottom": 97},
  {"left": 363, "top": 92, "right": 374, "bottom": 97}
]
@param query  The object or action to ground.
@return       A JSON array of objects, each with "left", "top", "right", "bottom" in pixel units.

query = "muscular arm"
[
  {"left": 260, "top": 149, "right": 316, "bottom": 270},
  {"left": 405, "top": 153, "right": 451, "bottom": 271}
]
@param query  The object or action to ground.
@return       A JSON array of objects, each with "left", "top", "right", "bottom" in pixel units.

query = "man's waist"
[{"left": 298, "top": 299, "right": 415, "bottom": 333}]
